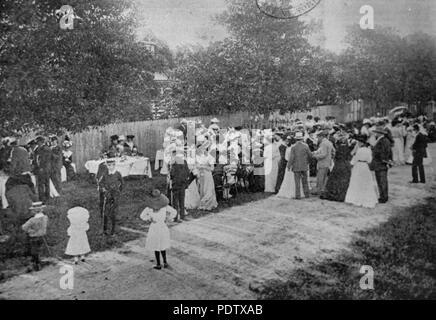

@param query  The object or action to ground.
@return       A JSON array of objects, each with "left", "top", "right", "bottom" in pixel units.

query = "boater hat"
[
  {"left": 373, "top": 126, "right": 388, "bottom": 135},
  {"left": 146, "top": 189, "right": 169, "bottom": 210},
  {"left": 294, "top": 132, "right": 304, "bottom": 140}
]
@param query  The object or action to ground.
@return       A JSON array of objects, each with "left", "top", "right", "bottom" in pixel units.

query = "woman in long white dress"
[
  {"left": 345, "top": 140, "right": 378, "bottom": 208},
  {"left": 404, "top": 125, "right": 415, "bottom": 164},
  {"left": 276, "top": 143, "right": 303, "bottom": 199},
  {"left": 196, "top": 148, "right": 218, "bottom": 211},
  {"left": 391, "top": 121, "right": 406, "bottom": 165},
  {"left": 264, "top": 136, "right": 280, "bottom": 193}
]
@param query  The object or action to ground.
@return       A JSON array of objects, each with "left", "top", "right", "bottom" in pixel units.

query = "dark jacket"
[
  {"left": 170, "top": 160, "right": 190, "bottom": 190},
  {"left": 96, "top": 162, "right": 109, "bottom": 188},
  {"left": 33, "top": 145, "right": 52, "bottom": 175},
  {"left": 370, "top": 136, "right": 392, "bottom": 171},
  {"left": 6, "top": 184, "right": 38, "bottom": 222},
  {"left": 51, "top": 145, "right": 63, "bottom": 170},
  {"left": 288, "top": 141, "right": 312, "bottom": 172},
  {"left": 100, "top": 171, "right": 124, "bottom": 194},
  {"left": 9, "top": 146, "right": 31, "bottom": 175},
  {"left": 412, "top": 133, "right": 428, "bottom": 158}
]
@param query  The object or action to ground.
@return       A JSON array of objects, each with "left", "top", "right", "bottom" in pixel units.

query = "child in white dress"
[
  {"left": 140, "top": 189, "right": 177, "bottom": 270},
  {"left": 345, "top": 138, "right": 378, "bottom": 208},
  {"left": 65, "top": 207, "right": 91, "bottom": 264}
]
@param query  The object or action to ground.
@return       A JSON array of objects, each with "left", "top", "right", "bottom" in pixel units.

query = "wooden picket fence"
[
  {"left": 70, "top": 112, "right": 252, "bottom": 173},
  {"left": 69, "top": 99, "right": 404, "bottom": 173}
]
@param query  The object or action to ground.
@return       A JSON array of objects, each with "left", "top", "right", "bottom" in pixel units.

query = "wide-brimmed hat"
[
  {"left": 63, "top": 140, "right": 73, "bottom": 148},
  {"left": 146, "top": 189, "right": 169, "bottom": 210},
  {"left": 294, "top": 132, "right": 304, "bottom": 140},
  {"left": 30, "top": 202, "right": 46, "bottom": 211},
  {"left": 209, "top": 124, "right": 220, "bottom": 131},
  {"left": 373, "top": 126, "right": 388, "bottom": 135},
  {"left": 317, "top": 129, "right": 330, "bottom": 137}
]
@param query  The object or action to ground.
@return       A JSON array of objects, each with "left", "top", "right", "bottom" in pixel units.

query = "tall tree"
[
  {"left": 172, "top": 0, "right": 320, "bottom": 117},
  {"left": 0, "top": 0, "right": 159, "bottom": 134}
]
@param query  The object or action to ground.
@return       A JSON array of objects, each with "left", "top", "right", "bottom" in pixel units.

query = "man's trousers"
[
  {"left": 412, "top": 155, "right": 426, "bottom": 183},
  {"left": 375, "top": 169, "right": 389, "bottom": 202},
  {"left": 293, "top": 171, "right": 310, "bottom": 199}
]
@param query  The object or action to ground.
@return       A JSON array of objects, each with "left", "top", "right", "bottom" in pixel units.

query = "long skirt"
[
  {"left": 276, "top": 169, "right": 303, "bottom": 199},
  {"left": 392, "top": 138, "right": 405, "bottom": 164},
  {"left": 185, "top": 180, "right": 200, "bottom": 209},
  {"left": 198, "top": 171, "right": 218, "bottom": 211},
  {"left": 345, "top": 163, "right": 378, "bottom": 208},
  {"left": 275, "top": 160, "right": 287, "bottom": 192},
  {"left": 321, "top": 160, "right": 351, "bottom": 202}
]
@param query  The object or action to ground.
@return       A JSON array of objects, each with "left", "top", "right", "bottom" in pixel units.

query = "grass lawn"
[
  {"left": 0, "top": 169, "right": 270, "bottom": 281},
  {"left": 258, "top": 195, "right": 436, "bottom": 300}
]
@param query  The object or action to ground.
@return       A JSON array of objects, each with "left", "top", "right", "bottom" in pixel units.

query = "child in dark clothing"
[
  {"left": 170, "top": 152, "right": 190, "bottom": 222},
  {"left": 100, "top": 159, "right": 123, "bottom": 235}
]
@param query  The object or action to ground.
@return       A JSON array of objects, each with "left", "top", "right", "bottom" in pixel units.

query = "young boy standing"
[
  {"left": 21, "top": 202, "right": 48, "bottom": 271},
  {"left": 170, "top": 151, "right": 190, "bottom": 222},
  {"left": 100, "top": 159, "right": 123, "bottom": 235}
]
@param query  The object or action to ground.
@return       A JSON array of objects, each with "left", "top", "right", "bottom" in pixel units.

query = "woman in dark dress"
[
  {"left": 275, "top": 133, "right": 287, "bottom": 193},
  {"left": 321, "top": 131, "right": 353, "bottom": 202},
  {"left": 62, "top": 138, "right": 76, "bottom": 181},
  {"left": 306, "top": 130, "right": 318, "bottom": 177}
]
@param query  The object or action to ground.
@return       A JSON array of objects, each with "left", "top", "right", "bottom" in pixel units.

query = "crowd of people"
[
  {"left": 0, "top": 134, "right": 78, "bottom": 269},
  {"left": 100, "top": 134, "right": 142, "bottom": 158},
  {"left": 159, "top": 113, "right": 434, "bottom": 220},
  {"left": 0, "top": 112, "right": 434, "bottom": 271}
]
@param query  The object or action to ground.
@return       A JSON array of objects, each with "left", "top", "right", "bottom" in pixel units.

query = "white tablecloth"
[
  {"left": 84, "top": 157, "right": 152, "bottom": 178},
  {"left": 0, "top": 172, "right": 59, "bottom": 209}
]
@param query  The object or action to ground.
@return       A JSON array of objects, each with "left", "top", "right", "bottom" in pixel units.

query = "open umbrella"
[{"left": 389, "top": 106, "right": 408, "bottom": 117}]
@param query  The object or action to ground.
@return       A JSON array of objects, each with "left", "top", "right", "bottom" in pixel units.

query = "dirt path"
[{"left": 1, "top": 145, "right": 435, "bottom": 300}]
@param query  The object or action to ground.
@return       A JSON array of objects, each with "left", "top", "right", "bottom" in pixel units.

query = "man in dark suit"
[
  {"left": 410, "top": 124, "right": 428, "bottom": 184},
  {"left": 123, "top": 135, "right": 137, "bottom": 156},
  {"left": 288, "top": 131, "right": 312, "bottom": 199},
  {"left": 370, "top": 127, "right": 393, "bottom": 204},
  {"left": 96, "top": 160, "right": 109, "bottom": 218},
  {"left": 50, "top": 136, "right": 63, "bottom": 193},
  {"left": 33, "top": 136, "right": 52, "bottom": 203}
]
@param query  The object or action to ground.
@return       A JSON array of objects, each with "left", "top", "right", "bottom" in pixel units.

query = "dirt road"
[{"left": 1, "top": 145, "right": 435, "bottom": 300}]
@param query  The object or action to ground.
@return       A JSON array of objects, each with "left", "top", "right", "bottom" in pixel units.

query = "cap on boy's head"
[{"left": 30, "top": 202, "right": 46, "bottom": 212}]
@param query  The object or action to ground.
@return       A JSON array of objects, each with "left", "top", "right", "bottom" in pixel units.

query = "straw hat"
[
  {"left": 146, "top": 189, "right": 169, "bottom": 210},
  {"left": 294, "top": 132, "right": 304, "bottom": 140},
  {"left": 29, "top": 202, "right": 46, "bottom": 212},
  {"left": 373, "top": 127, "right": 389, "bottom": 135}
]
